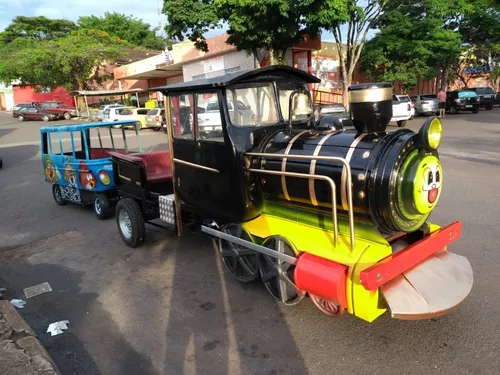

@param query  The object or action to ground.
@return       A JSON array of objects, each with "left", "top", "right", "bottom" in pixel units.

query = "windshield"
[
  {"left": 473, "top": 87, "right": 495, "bottom": 94},
  {"left": 458, "top": 91, "right": 477, "bottom": 98},
  {"left": 226, "top": 82, "right": 278, "bottom": 126}
]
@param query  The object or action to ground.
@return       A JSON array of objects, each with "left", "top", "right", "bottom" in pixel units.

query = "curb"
[{"left": 0, "top": 300, "right": 61, "bottom": 375}]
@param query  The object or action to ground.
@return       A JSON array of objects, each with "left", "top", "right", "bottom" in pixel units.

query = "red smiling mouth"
[{"left": 428, "top": 188, "right": 438, "bottom": 203}]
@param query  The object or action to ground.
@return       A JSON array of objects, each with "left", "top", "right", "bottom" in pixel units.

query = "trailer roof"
[
  {"left": 148, "top": 65, "right": 321, "bottom": 94},
  {"left": 40, "top": 120, "right": 138, "bottom": 132}
]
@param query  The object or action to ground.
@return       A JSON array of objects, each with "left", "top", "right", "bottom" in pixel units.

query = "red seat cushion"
[{"left": 133, "top": 151, "right": 172, "bottom": 183}]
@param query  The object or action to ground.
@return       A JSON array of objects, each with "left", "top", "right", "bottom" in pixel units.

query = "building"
[
  {"left": 113, "top": 33, "right": 321, "bottom": 105},
  {"left": 10, "top": 49, "right": 157, "bottom": 107},
  {"left": 0, "top": 83, "right": 14, "bottom": 111}
]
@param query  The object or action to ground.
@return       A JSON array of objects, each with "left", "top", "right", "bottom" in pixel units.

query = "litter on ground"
[
  {"left": 47, "top": 320, "right": 70, "bottom": 336},
  {"left": 23, "top": 282, "right": 52, "bottom": 299},
  {"left": 10, "top": 299, "right": 26, "bottom": 308}
]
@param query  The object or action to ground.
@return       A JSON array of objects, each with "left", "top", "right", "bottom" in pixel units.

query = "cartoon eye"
[
  {"left": 435, "top": 170, "right": 440, "bottom": 183},
  {"left": 425, "top": 168, "right": 433, "bottom": 185}
]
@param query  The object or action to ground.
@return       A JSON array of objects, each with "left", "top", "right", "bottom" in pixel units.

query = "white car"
[
  {"left": 97, "top": 104, "right": 125, "bottom": 120},
  {"left": 391, "top": 94, "right": 412, "bottom": 127}
]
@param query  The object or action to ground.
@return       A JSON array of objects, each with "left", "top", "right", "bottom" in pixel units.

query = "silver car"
[
  {"left": 145, "top": 108, "right": 165, "bottom": 131},
  {"left": 410, "top": 94, "right": 439, "bottom": 116}
]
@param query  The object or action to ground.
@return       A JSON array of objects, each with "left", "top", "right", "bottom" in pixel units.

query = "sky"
[{"left": 0, "top": 0, "right": 371, "bottom": 43}]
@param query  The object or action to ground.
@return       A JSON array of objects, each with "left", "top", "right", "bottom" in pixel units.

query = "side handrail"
[
  {"left": 247, "top": 168, "right": 339, "bottom": 248},
  {"left": 245, "top": 152, "right": 355, "bottom": 250}
]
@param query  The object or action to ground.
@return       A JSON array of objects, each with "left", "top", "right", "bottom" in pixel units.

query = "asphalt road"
[{"left": 0, "top": 109, "right": 499, "bottom": 375}]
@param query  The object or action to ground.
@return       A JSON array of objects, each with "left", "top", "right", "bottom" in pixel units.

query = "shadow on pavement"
[
  {"left": 0, "top": 128, "right": 15, "bottom": 138},
  {"left": 144, "top": 228, "right": 309, "bottom": 375},
  {"left": 0, "top": 261, "right": 159, "bottom": 375},
  {"left": 0, "top": 145, "right": 40, "bottom": 168},
  {"left": 458, "top": 108, "right": 500, "bottom": 124}
]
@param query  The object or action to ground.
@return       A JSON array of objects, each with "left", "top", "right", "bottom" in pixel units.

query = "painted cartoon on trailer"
[
  {"left": 44, "top": 155, "right": 58, "bottom": 184},
  {"left": 79, "top": 161, "right": 97, "bottom": 189},
  {"left": 63, "top": 157, "right": 77, "bottom": 187}
]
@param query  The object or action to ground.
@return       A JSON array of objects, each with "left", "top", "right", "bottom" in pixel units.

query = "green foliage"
[
  {"left": 360, "top": 0, "right": 472, "bottom": 91},
  {"left": 78, "top": 12, "right": 170, "bottom": 50},
  {"left": 0, "top": 29, "right": 130, "bottom": 90},
  {"left": 0, "top": 16, "right": 77, "bottom": 45},
  {"left": 162, "top": 0, "right": 349, "bottom": 62}
]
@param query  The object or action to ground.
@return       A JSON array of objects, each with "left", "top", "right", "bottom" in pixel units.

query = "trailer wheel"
[
  {"left": 116, "top": 198, "right": 145, "bottom": 248},
  {"left": 397, "top": 120, "right": 406, "bottom": 127},
  {"left": 52, "top": 185, "right": 66, "bottom": 206},
  {"left": 93, "top": 193, "right": 110, "bottom": 220}
]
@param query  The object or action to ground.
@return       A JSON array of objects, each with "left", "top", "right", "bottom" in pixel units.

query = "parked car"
[
  {"left": 38, "top": 101, "right": 77, "bottom": 120},
  {"left": 145, "top": 108, "right": 166, "bottom": 131},
  {"left": 97, "top": 104, "right": 125, "bottom": 120},
  {"left": 314, "top": 103, "right": 354, "bottom": 127},
  {"left": 468, "top": 87, "right": 495, "bottom": 110},
  {"left": 495, "top": 92, "right": 500, "bottom": 106},
  {"left": 390, "top": 94, "right": 412, "bottom": 127},
  {"left": 410, "top": 94, "right": 440, "bottom": 117},
  {"left": 445, "top": 90, "right": 480, "bottom": 114},
  {"left": 103, "top": 106, "right": 130, "bottom": 122},
  {"left": 115, "top": 108, "right": 150, "bottom": 129},
  {"left": 396, "top": 95, "right": 415, "bottom": 118},
  {"left": 12, "top": 106, "right": 57, "bottom": 122}
]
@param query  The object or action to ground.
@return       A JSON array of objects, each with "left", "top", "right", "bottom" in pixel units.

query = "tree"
[
  {"left": 78, "top": 12, "right": 170, "bottom": 50},
  {"left": 489, "top": 67, "right": 500, "bottom": 91},
  {"left": 162, "top": 0, "right": 349, "bottom": 64},
  {"left": 0, "top": 29, "right": 130, "bottom": 90},
  {"left": 360, "top": 0, "right": 472, "bottom": 93},
  {"left": 0, "top": 16, "right": 77, "bottom": 45},
  {"left": 326, "top": 1, "right": 389, "bottom": 106}
]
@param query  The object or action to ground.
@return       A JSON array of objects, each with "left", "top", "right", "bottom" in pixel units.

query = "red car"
[
  {"left": 38, "top": 101, "right": 77, "bottom": 120},
  {"left": 12, "top": 103, "right": 57, "bottom": 122}
]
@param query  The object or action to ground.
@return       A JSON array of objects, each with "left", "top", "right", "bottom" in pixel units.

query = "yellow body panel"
[{"left": 242, "top": 213, "right": 394, "bottom": 322}]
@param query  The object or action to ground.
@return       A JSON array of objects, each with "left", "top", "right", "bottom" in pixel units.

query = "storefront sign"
[{"left": 203, "top": 55, "right": 225, "bottom": 73}]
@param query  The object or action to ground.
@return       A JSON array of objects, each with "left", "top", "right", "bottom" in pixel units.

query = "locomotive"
[{"left": 110, "top": 65, "right": 473, "bottom": 323}]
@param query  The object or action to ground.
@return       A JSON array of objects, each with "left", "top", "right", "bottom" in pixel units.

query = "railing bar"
[
  {"left": 246, "top": 152, "right": 355, "bottom": 249},
  {"left": 247, "top": 168, "right": 338, "bottom": 248}
]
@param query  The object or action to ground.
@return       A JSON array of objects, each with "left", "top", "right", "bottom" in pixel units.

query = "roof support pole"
[
  {"left": 84, "top": 95, "right": 90, "bottom": 120},
  {"left": 73, "top": 96, "right": 80, "bottom": 118}
]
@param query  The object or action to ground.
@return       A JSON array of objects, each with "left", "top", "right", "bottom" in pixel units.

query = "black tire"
[
  {"left": 472, "top": 108, "right": 479, "bottom": 114},
  {"left": 52, "top": 185, "right": 66, "bottom": 206},
  {"left": 449, "top": 106, "right": 458, "bottom": 114},
  {"left": 64, "top": 112, "right": 72, "bottom": 120},
  {"left": 397, "top": 120, "right": 407, "bottom": 128},
  {"left": 0, "top": 158, "right": 3, "bottom": 169},
  {"left": 485, "top": 104, "right": 493, "bottom": 111},
  {"left": 115, "top": 198, "right": 145, "bottom": 248},
  {"left": 18, "top": 115, "right": 24, "bottom": 121},
  {"left": 93, "top": 193, "right": 110, "bottom": 220}
]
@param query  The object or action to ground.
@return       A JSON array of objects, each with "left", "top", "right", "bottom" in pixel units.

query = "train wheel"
[
  {"left": 259, "top": 236, "right": 305, "bottom": 305},
  {"left": 309, "top": 295, "right": 345, "bottom": 317},
  {"left": 217, "top": 223, "right": 259, "bottom": 283}
]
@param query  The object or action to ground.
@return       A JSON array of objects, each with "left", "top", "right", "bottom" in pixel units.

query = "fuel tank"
[{"left": 254, "top": 126, "right": 438, "bottom": 234}]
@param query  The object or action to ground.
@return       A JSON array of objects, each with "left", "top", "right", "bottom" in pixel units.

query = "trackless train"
[{"left": 47, "top": 65, "right": 473, "bottom": 322}]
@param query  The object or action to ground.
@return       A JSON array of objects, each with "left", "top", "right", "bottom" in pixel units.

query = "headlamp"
[{"left": 419, "top": 117, "right": 442, "bottom": 150}]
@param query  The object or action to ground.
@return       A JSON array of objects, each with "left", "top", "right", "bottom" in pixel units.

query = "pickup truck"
[{"left": 391, "top": 94, "right": 412, "bottom": 127}]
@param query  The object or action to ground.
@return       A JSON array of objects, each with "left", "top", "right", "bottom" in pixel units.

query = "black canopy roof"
[{"left": 148, "top": 65, "right": 321, "bottom": 94}]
